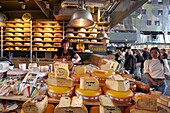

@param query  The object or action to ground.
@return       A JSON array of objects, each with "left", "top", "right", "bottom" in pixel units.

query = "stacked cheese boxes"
[
  {"left": 103, "top": 74, "right": 134, "bottom": 104},
  {"left": 70, "top": 65, "right": 90, "bottom": 83},
  {"left": 131, "top": 93, "right": 158, "bottom": 113},
  {"left": 54, "top": 96, "right": 88, "bottom": 113},
  {"left": 47, "top": 62, "right": 74, "bottom": 99},
  {"left": 75, "top": 76, "right": 102, "bottom": 102}
]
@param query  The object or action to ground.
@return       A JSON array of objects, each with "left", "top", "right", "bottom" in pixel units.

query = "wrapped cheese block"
[
  {"left": 130, "top": 105, "right": 158, "bottom": 113},
  {"left": 103, "top": 86, "right": 133, "bottom": 103},
  {"left": 74, "top": 65, "right": 86, "bottom": 75},
  {"left": 58, "top": 97, "right": 71, "bottom": 107},
  {"left": 23, "top": 86, "right": 39, "bottom": 98},
  {"left": 0, "top": 83, "right": 11, "bottom": 96},
  {"left": 47, "top": 77, "right": 73, "bottom": 88},
  {"left": 14, "top": 37, "right": 22, "bottom": 41},
  {"left": 13, "top": 83, "right": 29, "bottom": 95},
  {"left": 22, "top": 95, "right": 48, "bottom": 113},
  {"left": 0, "top": 102, "right": 18, "bottom": 112},
  {"left": 99, "top": 95, "right": 122, "bottom": 113},
  {"left": 48, "top": 85, "right": 74, "bottom": 99},
  {"left": 134, "top": 93, "right": 157, "bottom": 111},
  {"left": 80, "top": 77, "right": 99, "bottom": 90},
  {"left": 105, "top": 75, "right": 130, "bottom": 92}
]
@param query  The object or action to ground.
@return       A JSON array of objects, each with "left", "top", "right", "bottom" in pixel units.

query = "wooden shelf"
[
  {"left": 4, "top": 40, "right": 30, "bottom": 42},
  {"left": 4, "top": 31, "right": 30, "bottom": 33},
  {"left": 33, "top": 41, "right": 61, "bottom": 43},
  {"left": 33, "top": 31, "right": 62, "bottom": 33},
  {"left": 33, "top": 46, "right": 61, "bottom": 48},
  {"left": 6, "top": 21, "right": 30, "bottom": 23},
  {"left": 33, "top": 26, "right": 63, "bottom": 28},
  {"left": 4, "top": 45, "right": 30, "bottom": 47},
  {"left": 71, "top": 41, "right": 106, "bottom": 45},
  {"left": 33, "top": 36, "right": 63, "bottom": 38},
  {"left": 3, "top": 35, "right": 30, "bottom": 37}
]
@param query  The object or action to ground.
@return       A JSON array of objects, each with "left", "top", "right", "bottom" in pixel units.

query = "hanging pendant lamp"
[
  {"left": 69, "top": 0, "right": 94, "bottom": 27},
  {"left": 0, "top": 14, "right": 5, "bottom": 27}
]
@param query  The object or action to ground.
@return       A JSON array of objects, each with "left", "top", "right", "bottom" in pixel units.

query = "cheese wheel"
[
  {"left": 24, "top": 33, "right": 30, "bottom": 36},
  {"left": 24, "top": 38, "right": 30, "bottom": 41},
  {"left": 78, "top": 28, "right": 86, "bottom": 32},
  {"left": 5, "top": 42, "right": 13, "bottom": 46},
  {"left": 54, "top": 43, "right": 61, "bottom": 46},
  {"left": 15, "top": 33, "right": 23, "bottom": 36},
  {"left": 34, "top": 28, "right": 43, "bottom": 32},
  {"left": 5, "top": 37, "right": 13, "bottom": 41},
  {"left": 34, "top": 33, "right": 43, "bottom": 36},
  {"left": 44, "top": 33, "right": 53, "bottom": 37},
  {"left": 14, "top": 37, "right": 22, "bottom": 41},
  {"left": 15, "top": 28, "right": 23, "bottom": 32},
  {"left": 70, "top": 73, "right": 90, "bottom": 83},
  {"left": 80, "top": 77, "right": 99, "bottom": 90},
  {"left": 45, "top": 43, "right": 52, "bottom": 46},
  {"left": 24, "top": 23, "right": 30, "bottom": 27},
  {"left": 77, "top": 33, "right": 86, "bottom": 37},
  {"left": 5, "top": 28, "right": 14, "bottom": 32},
  {"left": 44, "top": 23, "right": 52, "bottom": 26},
  {"left": 5, "top": 33, "right": 13, "bottom": 36},
  {"left": 6, "top": 23, "right": 14, "bottom": 27},
  {"left": 44, "top": 27, "right": 53, "bottom": 31},
  {"left": 66, "top": 33, "right": 74, "bottom": 37},
  {"left": 53, "top": 38, "right": 62, "bottom": 42},
  {"left": 88, "top": 28, "right": 97, "bottom": 32},
  {"left": 48, "top": 85, "right": 74, "bottom": 99},
  {"left": 24, "top": 43, "right": 30, "bottom": 46},
  {"left": 75, "top": 87, "right": 102, "bottom": 101},
  {"left": 15, "top": 42, "right": 23, "bottom": 46},
  {"left": 15, "top": 23, "right": 24, "bottom": 27},
  {"left": 91, "top": 39, "right": 97, "bottom": 42},
  {"left": 66, "top": 28, "right": 74, "bottom": 32},
  {"left": 44, "top": 38, "right": 52, "bottom": 42},
  {"left": 54, "top": 33, "right": 62, "bottom": 37},
  {"left": 34, "top": 22, "right": 43, "bottom": 26},
  {"left": 15, "top": 47, "right": 20, "bottom": 50},
  {"left": 34, "top": 38, "right": 42, "bottom": 41},
  {"left": 35, "top": 43, "right": 43, "bottom": 46},
  {"left": 130, "top": 105, "right": 158, "bottom": 113},
  {"left": 23, "top": 28, "right": 30, "bottom": 32}
]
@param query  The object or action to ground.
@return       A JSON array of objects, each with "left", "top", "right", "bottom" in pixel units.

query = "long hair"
[{"left": 149, "top": 47, "right": 164, "bottom": 65}]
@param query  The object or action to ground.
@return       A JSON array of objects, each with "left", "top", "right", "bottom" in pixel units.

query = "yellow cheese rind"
[
  {"left": 76, "top": 87, "right": 102, "bottom": 97},
  {"left": 48, "top": 85, "right": 73, "bottom": 94},
  {"left": 47, "top": 77, "right": 73, "bottom": 87}
]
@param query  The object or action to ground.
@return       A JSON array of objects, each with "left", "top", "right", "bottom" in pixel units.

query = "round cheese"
[
  {"left": 24, "top": 33, "right": 30, "bottom": 36},
  {"left": 54, "top": 33, "right": 62, "bottom": 37},
  {"left": 5, "top": 42, "right": 13, "bottom": 46},
  {"left": 91, "top": 39, "right": 97, "bottom": 42},
  {"left": 15, "top": 42, "right": 23, "bottom": 46},
  {"left": 54, "top": 28, "right": 62, "bottom": 32},
  {"left": 44, "top": 28, "right": 53, "bottom": 32},
  {"left": 14, "top": 37, "right": 22, "bottom": 41},
  {"left": 70, "top": 73, "right": 90, "bottom": 83},
  {"left": 48, "top": 85, "right": 74, "bottom": 99},
  {"left": 54, "top": 43, "right": 61, "bottom": 46},
  {"left": 77, "top": 33, "right": 86, "bottom": 37},
  {"left": 23, "top": 28, "right": 30, "bottom": 32},
  {"left": 44, "top": 38, "right": 52, "bottom": 42},
  {"left": 15, "top": 33, "right": 23, "bottom": 36},
  {"left": 15, "top": 47, "right": 20, "bottom": 50},
  {"left": 5, "top": 28, "right": 14, "bottom": 32},
  {"left": 6, "top": 23, "right": 14, "bottom": 27},
  {"left": 45, "top": 43, "right": 52, "bottom": 46},
  {"left": 44, "top": 33, "right": 53, "bottom": 37},
  {"left": 44, "top": 23, "right": 53, "bottom": 26},
  {"left": 5, "top": 33, "right": 13, "bottom": 36},
  {"left": 34, "top": 38, "right": 42, "bottom": 41},
  {"left": 24, "top": 23, "right": 30, "bottom": 27},
  {"left": 53, "top": 38, "right": 62, "bottom": 42},
  {"left": 34, "top": 33, "right": 43, "bottom": 36},
  {"left": 15, "top": 28, "right": 23, "bottom": 32},
  {"left": 15, "top": 23, "right": 24, "bottom": 27},
  {"left": 66, "top": 28, "right": 74, "bottom": 32},
  {"left": 78, "top": 28, "right": 86, "bottom": 32},
  {"left": 24, "top": 43, "right": 30, "bottom": 46},
  {"left": 33, "top": 47, "right": 37, "bottom": 50},
  {"left": 22, "top": 48, "right": 27, "bottom": 50},
  {"left": 5, "top": 37, "right": 13, "bottom": 41},
  {"left": 89, "top": 34, "right": 97, "bottom": 38},
  {"left": 34, "top": 28, "right": 43, "bottom": 32},
  {"left": 24, "top": 38, "right": 30, "bottom": 41},
  {"left": 88, "top": 28, "right": 97, "bottom": 32},
  {"left": 35, "top": 43, "right": 43, "bottom": 46},
  {"left": 66, "top": 33, "right": 74, "bottom": 37}
]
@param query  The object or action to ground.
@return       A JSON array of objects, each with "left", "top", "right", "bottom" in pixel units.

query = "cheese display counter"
[{"left": 0, "top": 60, "right": 170, "bottom": 113}]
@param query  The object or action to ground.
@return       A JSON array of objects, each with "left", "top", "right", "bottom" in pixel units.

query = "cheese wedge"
[
  {"left": 58, "top": 97, "right": 71, "bottom": 108},
  {"left": 71, "top": 96, "right": 83, "bottom": 108},
  {"left": 99, "top": 95, "right": 122, "bottom": 113},
  {"left": 54, "top": 68, "right": 69, "bottom": 79},
  {"left": 47, "top": 77, "right": 73, "bottom": 87},
  {"left": 130, "top": 105, "right": 158, "bottom": 113},
  {"left": 80, "top": 77, "right": 99, "bottom": 90},
  {"left": 74, "top": 65, "right": 86, "bottom": 75},
  {"left": 55, "top": 105, "right": 88, "bottom": 113}
]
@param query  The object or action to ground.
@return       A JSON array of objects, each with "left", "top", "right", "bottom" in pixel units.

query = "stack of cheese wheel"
[
  {"left": 91, "top": 69, "right": 114, "bottom": 83},
  {"left": 54, "top": 96, "right": 88, "bottom": 113},
  {"left": 103, "top": 74, "right": 133, "bottom": 104},
  {"left": 75, "top": 76, "right": 102, "bottom": 102},
  {"left": 47, "top": 62, "right": 74, "bottom": 99},
  {"left": 70, "top": 65, "right": 90, "bottom": 83},
  {"left": 130, "top": 93, "right": 158, "bottom": 113}
]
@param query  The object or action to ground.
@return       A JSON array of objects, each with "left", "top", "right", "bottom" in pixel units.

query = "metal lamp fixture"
[
  {"left": 0, "top": 14, "right": 5, "bottom": 27},
  {"left": 69, "top": 0, "right": 94, "bottom": 27}
]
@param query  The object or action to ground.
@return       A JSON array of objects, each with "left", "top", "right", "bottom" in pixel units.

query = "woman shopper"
[{"left": 144, "top": 47, "right": 170, "bottom": 95}]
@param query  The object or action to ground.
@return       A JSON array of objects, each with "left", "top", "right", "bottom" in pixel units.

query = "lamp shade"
[
  {"left": 69, "top": 9, "right": 94, "bottom": 27},
  {"left": 0, "top": 14, "right": 5, "bottom": 27}
]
